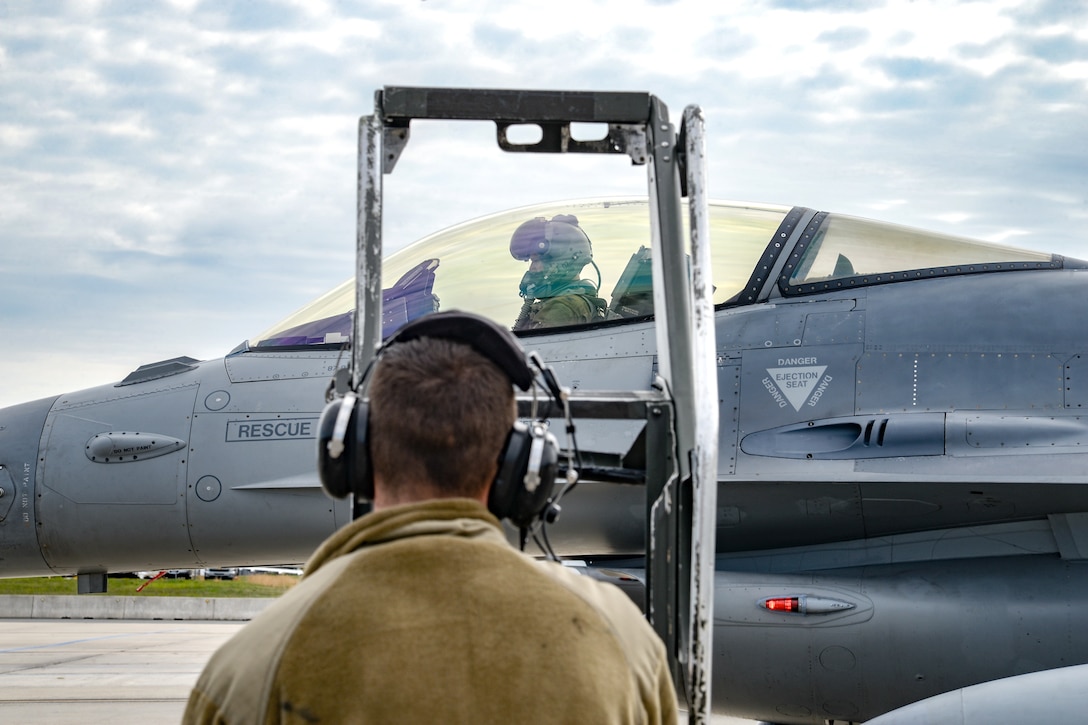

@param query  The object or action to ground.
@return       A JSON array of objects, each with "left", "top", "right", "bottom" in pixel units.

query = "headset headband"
[
  {"left": 318, "top": 310, "right": 560, "bottom": 530},
  {"left": 382, "top": 310, "right": 534, "bottom": 391}
]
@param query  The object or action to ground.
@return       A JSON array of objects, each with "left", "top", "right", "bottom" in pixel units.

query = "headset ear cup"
[
  {"left": 490, "top": 422, "right": 529, "bottom": 521},
  {"left": 489, "top": 422, "right": 559, "bottom": 528},
  {"left": 353, "top": 399, "right": 373, "bottom": 501},
  {"left": 317, "top": 397, "right": 352, "bottom": 499},
  {"left": 528, "top": 429, "right": 559, "bottom": 523},
  {"left": 317, "top": 396, "right": 373, "bottom": 500}
]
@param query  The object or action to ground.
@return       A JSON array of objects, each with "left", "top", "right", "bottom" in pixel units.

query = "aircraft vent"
[
  {"left": 741, "top": 413, "right": 945, "bottom": 460},
  {"left": 118, "top": 356, "right": 200, "bottom": 386}
]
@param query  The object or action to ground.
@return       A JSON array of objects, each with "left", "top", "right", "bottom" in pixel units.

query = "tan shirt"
[{"left": 184, "top": 498, "right": 678, "bottom": 724}]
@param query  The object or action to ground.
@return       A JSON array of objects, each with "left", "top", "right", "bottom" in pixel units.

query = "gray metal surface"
[
  {"left": 865, "top": 664, "right": 1088, "bottom": 725},
  {"left": 682, "top": 103, "right": 718, "bottom": 720}
]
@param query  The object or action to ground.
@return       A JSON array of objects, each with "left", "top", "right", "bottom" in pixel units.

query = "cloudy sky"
[{"left": 2, "top": 0, "right": 1087, "bottom": 408}]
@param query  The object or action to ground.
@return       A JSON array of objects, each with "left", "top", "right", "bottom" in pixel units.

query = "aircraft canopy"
[{"left": 250, "top": 198, "right": 1055, "bottom": 349}]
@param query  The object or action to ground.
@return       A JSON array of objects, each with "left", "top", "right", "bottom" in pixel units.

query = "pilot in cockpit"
[{"left": 509, "top": 214, "right": 607, "bottom": 331}]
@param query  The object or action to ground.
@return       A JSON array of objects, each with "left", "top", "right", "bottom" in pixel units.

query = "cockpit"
[{"left": 248, "top": 198, "right": 1063, "bottom": 350}]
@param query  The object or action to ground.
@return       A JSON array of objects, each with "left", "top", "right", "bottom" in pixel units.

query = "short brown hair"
[{"left": 368, "top": 336, "right": 516, "bottom": 499}]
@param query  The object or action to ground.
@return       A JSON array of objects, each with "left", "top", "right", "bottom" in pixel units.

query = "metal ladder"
[{"left": 353, "top": 86, "right": 719, "bottom": 723}]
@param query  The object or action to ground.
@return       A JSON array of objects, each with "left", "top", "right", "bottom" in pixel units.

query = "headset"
[{"left": 316, "top": 310, "right": 563, "bottom": 531}]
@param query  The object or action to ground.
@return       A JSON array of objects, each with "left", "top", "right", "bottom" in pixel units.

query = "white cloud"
[
  {"left": 1, "top": 0, "right": 1087, "bottom": 408},
  {"left": 934, "top": 212, "right": 973, "bottom": 225},
  {"left": 0, "top": 123, "right": 37, "bottom": 148}
]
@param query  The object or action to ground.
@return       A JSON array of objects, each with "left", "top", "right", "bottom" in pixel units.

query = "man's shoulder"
[
  {"left": 534, "top": 562, "right": 674, "bottom": 696},
  {"left": 533, "top": 561, "right": 655, "bottom": 638},
  {"left": 184, "top": 556, "right": 354, "bottom": 723}
]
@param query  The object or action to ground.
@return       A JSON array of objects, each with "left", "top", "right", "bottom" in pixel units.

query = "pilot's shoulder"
[{"left": 534, "top": 293, "right": 600, "bottom": 325}]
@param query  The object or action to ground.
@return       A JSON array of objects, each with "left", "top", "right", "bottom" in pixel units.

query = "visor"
[{"left": 509, "top": 217, "right": 551, "bottom": 260}]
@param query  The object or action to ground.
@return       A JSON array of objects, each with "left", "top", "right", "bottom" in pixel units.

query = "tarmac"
[
  {"left": 0, "top": 595, "right": 261, "bottom": 722},
  {"left": 0, "top": 595, "right": 749, "bottom": 723},
  {"left": 0, "top": 619, "right": 240, "bottom": 722}
]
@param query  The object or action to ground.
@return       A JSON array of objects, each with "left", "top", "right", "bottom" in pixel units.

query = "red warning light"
[
  {"left": 762, "top": 597, "right": 801, "bottom": 612},
  {"left": 758, "top": 594, "right": 857, "bottom": 615}
]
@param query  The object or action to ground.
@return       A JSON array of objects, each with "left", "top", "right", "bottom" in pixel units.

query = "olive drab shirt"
[
  {"left": 524, "top": 293, "right": 607, "bottom": 329},
  {"left": 184, "top": 499, "right": 678, "bottom": 724},
  {"left": 512, "top": 277, "right": 607, "bottom": 330}
]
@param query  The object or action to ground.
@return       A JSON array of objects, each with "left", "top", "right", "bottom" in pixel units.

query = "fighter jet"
[
  {"left": 7, "top": 78, "right": 1088, "bottom": 723},
  {"left": 3, "top": 196, "right": 1088, "bottom": 723}
]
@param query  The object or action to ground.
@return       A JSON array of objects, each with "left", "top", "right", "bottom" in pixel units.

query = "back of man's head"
[{"left": 368, "top": 336, "right": 516, "bottom": 502}]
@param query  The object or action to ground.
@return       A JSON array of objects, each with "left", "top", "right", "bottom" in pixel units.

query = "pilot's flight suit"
[
  {"left": 184, "top": 498, "right": 678, "bottom": 724},
  {"left": 515, "top": 279, "right": 608, "bottom": 330}
]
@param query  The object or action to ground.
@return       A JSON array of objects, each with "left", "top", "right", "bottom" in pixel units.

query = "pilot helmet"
[{"left": 510, "top": 214, "right": 593, "bottom": 299}]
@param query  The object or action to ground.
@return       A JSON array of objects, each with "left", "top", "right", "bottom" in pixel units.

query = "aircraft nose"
[{"left": 0, "top": 395, "right": 59, "bottom": 576}]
